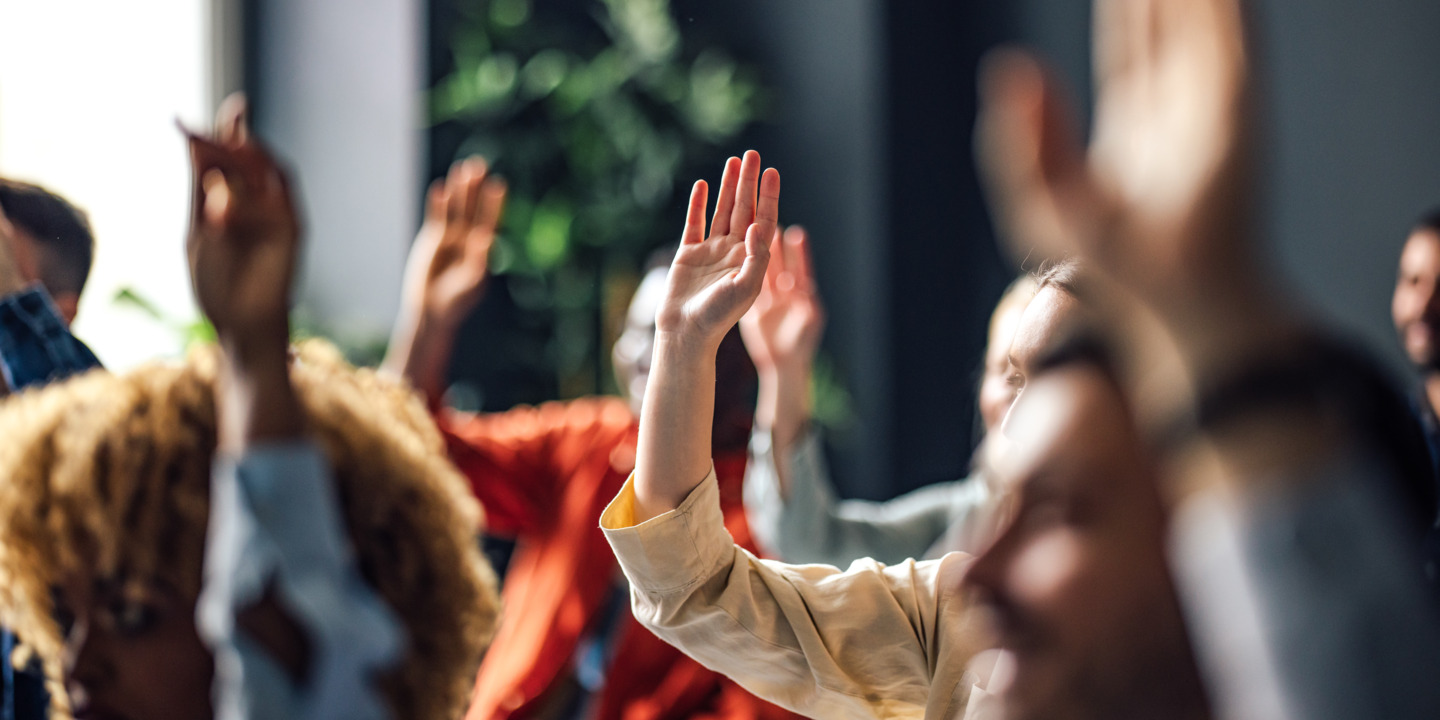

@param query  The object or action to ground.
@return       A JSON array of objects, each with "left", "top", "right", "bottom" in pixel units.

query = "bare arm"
[
  {"left": 380, "top": 158, "right": 505, "bottom": 402},
  {"left": 632, "top": 150, "right": 780, "bottom": 522}
]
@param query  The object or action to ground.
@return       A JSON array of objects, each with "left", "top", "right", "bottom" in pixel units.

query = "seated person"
[
  {"left": 0, "top": 98, "right": 500, "bottom": 720},
  {"left": 382, "top": 159, "right": 803, "bottom": 720},
  {"left": 741, "top": 256, "right": 1038, "bottom": 564}
]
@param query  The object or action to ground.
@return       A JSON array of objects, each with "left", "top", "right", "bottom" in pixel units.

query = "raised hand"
[
  {"left": 382, "top": 157, "right": 506, "bottom": 400},
  {"left": 403, "top": 157, "right": 506, "bottom": 330},
  {"left": 740, "top": 226, "right": 824, "bottom": 451},
  {"left": 634, "top": 150, "right": 780, "bottom": 521},
  {"left": 978, "top": 0, "right": 1256, "bottom": 320},
  {"left": 183, "top": 94, "right": 304, "bottom": 452},
  {"left": 183, "top": 94, "right": 301, "bottom": 355},
  {"left": 740, "top": 226, "right": 825, "bottom": 375},
  {"left": 657, "top": 151, "right": 781, "bottom": 351}
]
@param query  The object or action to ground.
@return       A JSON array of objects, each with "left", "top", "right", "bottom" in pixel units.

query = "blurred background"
[{"left": 1, "top": 0, "right": 1439, "bottom": 500}]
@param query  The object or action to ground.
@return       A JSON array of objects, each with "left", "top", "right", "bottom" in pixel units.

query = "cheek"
[
  {"left": 1006, "top": 530, "right": 1088, "bottom": 608},
  {"left": 112, "top": 615, "right": 214, "bottom": 719}
]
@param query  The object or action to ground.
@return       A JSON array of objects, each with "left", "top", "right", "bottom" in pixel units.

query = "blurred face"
[
  {"left": 996, "top": 286, "right": 1081, "bottom": 429},
  {"left": 1393, "top": 229, "right": 1440, "bottom": 372},
  {"left": 965, "top": 367, "right": 1207, "bottom": 720},
  {"left": 978, "top": 293, "right": 1030, "bottom": 433},
  {"left": 612, "top": 266, "right": 757, "bottom": 447},
  {"left": 57, "top": 575, "right": 213, "bottom": 720},
  {"left": 613, "top": 268, "right": 667, "bottom": 415}
]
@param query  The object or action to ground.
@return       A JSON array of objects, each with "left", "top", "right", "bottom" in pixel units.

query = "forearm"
[
  {"left": 380, "top": 304, "right": 457, "bottom": 403},
  {"left": 634, "top": 332, "right": 718, "bottom": 522},
  {"left": 755, "top": 363, "right": 810, "bottom": 467},
  {"left": 217, "top": 331, "right": 302, "bottom": 455}
]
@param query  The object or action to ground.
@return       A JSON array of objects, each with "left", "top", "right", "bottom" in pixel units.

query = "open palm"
[
  {"left": 404, "top": 157, "right": 506, "bottom": 328},
  {"left": 740, "top": 226, "right": 825, "bottom": 374},
  {"left": 979, "top": 0, "right": 1252, "bottom": 306},
  {"left": 658, "top": 150, "right": 781, "bottom": 348}
]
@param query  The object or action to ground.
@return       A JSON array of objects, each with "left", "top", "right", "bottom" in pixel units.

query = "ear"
[{"left": 51, "top": 292, "right": 79, "bottom": 327}]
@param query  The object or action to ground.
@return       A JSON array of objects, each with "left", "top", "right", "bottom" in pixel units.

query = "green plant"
[{"left": 433, "top": 0, "right": 764, "bottom": 397}]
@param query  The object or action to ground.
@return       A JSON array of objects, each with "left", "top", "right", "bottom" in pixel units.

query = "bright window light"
[{"left": 0, "top": 0, "right": 215, "bottom": 370}]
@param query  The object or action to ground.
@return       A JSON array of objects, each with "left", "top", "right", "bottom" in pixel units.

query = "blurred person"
[
  {"left": 598, "top": 151, "right": 1212, "bottom": 719},
  {"left": 0, "top": 181, "right": 102, "bottom": 720},
  {"left": 381, "top": 158, "right": 803, "bottom": 720},
  {"left": 0, "top": 179, "right": 96, "bottom": 326},
  {"left": 1393, "top": 210, "right": 1440, "bottom": 483},
  {"left": 744, "top": 253, "right": 1087, "bottom": 564},
  {"left": 0, "top": 98, "right": 501, "bottom": 720},
  {"left": 976, "top": 0, "right": 1440, "bottom": 717}
]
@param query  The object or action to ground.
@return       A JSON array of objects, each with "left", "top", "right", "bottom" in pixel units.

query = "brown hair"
[{"left": 0, "top": 341, "right": 498, "bottom": 719}]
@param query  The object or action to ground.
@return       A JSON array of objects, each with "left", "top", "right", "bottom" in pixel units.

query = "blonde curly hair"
[{"left": 0, "top": 341, "right": 499, "bottom": 719}]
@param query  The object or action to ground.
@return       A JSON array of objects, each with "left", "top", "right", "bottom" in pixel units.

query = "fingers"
[
  {"left": 757, "top": 227, "right": 784, "bottom": 304},
  {"left": 781, "top": 226, "right": 811, "bottom": 293},
  {"left": 732, "top": 220, "right": 773, "bottom": 300},
  {"left": 476, "top": 177, "right": 507, "bottom": 234},
  {"left": 682, "top": 180, "right": 709, "bottom": 245},
  {"left": 425, "top": 179, "right": 447, "bottom": 225},
  {"left": 444, "top": 161, "right": 466, "bottom": 223},
  {"left": 730, "top": 151, "right": 763, "bottom": 237},
  {"left": 709, "top": 156, "right": 741, "bottom": 238},
  {"left": 215, "top": 93, "right": 250, "bottom": 147},
  {"left": 459, "top": 157, "right": 487, "bottom": 223}
]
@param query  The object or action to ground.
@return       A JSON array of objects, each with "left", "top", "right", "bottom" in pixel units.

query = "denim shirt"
[
  {"left": 0, "top": 286, "right": 100, "bottom": 392},
  {"left": 0, "top": 287, "right": 101, "bottom": 720}
]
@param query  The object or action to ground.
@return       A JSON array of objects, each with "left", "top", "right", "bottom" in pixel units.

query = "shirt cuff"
[{"left": 601, "top": 467, "right": 735, "bottom": 596}]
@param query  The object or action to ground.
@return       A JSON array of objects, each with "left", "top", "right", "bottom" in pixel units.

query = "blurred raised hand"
[
  {"left": 183, "top": 93, "right": 304, "bottom": 451},
  {"left": 405, "top": 158, "right": 506, "bottom": 331},
  {"left": 741, "top": 226, "right": 825, "bottom": 377},
  {"left": 382, "top": 157, "right": 506, "bottom": 402},
  {"left": 183, "top": 94, "right": 301, "bottom": 355},
  {"left": 976, "top": 0, "right": 1285, "bottom": 397},
  {"left": 740, "top": 225, "right": 824, "bottom": 450}
]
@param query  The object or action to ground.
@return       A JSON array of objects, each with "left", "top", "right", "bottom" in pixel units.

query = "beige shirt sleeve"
[{"left": 601, "top": 468, "right": 987, "bottom": 720}]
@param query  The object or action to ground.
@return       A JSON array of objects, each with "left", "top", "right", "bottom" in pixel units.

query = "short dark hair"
[{"left": 0, "top": 179, "right": 96, "bottom": 297}]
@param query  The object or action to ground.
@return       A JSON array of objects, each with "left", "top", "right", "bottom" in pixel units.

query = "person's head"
[
  {"left": 612, "top": 247, "right": 756, "bottom": 452},
  {"left": 0, "top": 179, "right": 96, "bottom": 325},
  {"left": 0, "top": 341, "right": 499, "bottom": 720},
  {"left": 978, "top": 275, "right": 1038, "bottom": 433},
  {"left": 995, "top": 259, "right": 1088, "bottom": 433},
  {"left": 1393, "top": 209, "right": 1440, "bottom": 374},
  {"left": 964, "top": 336, "right": 1207, "bottom": 720}
]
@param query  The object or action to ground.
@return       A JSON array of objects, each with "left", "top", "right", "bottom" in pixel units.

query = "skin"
[
  {"left": 967, "top": 367, "right": 1209, "bottom": 720},
  {"left": 1393, "top": 229, "right": 1440, "bottom": 411},
  {"left": 380, "top": 154, "right": 759, "bottom": 452},
  {"left": 1000, "top": 286, "right": 1082, "bottom": 428},
  {"left": 977, "top": 281, "right": 1035, "bottom": 432},
  {"left": 60, "top": 580, "right": 213, "bottom": 720},
  {"left": 381, "top": 158, "right": 507, "bottom": 403},
  {"left": 632, "top": 150, "right": 779, "bottom": 522},
  {"left": 61, "top": 94, "right": 311, "bottom": 720}
]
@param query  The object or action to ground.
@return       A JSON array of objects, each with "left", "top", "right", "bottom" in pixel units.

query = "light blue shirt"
[
  {"left": 198, "top": 442, "right": 403, "bottom": 720},
  {"left": 744, "top": 428, "right": 995, "bottom": 565}
]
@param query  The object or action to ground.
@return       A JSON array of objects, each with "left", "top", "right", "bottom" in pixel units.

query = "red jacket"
[{"left": 444, "top": 397, "right": 804, "bottom": 720}]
